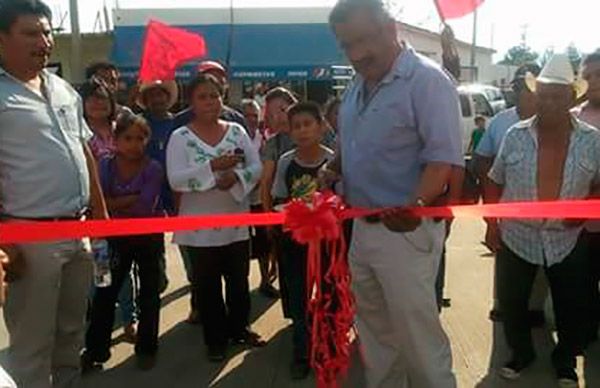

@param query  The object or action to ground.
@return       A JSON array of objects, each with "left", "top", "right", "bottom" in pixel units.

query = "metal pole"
[
  {"left": 470, "top": 7, "right": 478, "bottom": 81},
  {"left": 69, "top": 0, "right": 82, "bottom": 83}
]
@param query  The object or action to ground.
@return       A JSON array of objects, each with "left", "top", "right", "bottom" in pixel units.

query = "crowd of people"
[{"left": 0, "top": 0, "right": 599, "bottom": 388}]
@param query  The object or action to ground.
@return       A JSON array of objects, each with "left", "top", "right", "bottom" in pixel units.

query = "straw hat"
[
  {"left": 136, "top": 80, "right": 179, "bottom": 110},
  {"left": 525, "top": 54, "right": 588, "bottom": 99}
]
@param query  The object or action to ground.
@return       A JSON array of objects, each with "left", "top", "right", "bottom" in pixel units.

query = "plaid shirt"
[{"left": 489, "top": 115, "right": 600, "bottom": 266}]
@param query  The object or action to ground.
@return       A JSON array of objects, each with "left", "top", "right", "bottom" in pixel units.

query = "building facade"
[{"left": 50, "top": 7, "right": 512, "bottom": 89}]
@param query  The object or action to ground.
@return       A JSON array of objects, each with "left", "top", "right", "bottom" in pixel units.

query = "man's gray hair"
[
  {"left": 241, "top": 98, "right": 261, "bottom": 112},
  {"left": 329, "top": 0, "right": 394, "bottom": 26}
]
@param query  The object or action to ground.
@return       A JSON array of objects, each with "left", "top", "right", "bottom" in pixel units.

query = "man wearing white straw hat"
[{"left": 486, "top": 53, "right": 600, "bottom": 387}]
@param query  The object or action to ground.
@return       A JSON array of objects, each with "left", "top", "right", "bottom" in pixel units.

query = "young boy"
[
  {"left": 271, "top": 102, "right": 335, "bottom": 380},
  {"left": 469, "top": 115, "right": 486, "bottom": 154}
]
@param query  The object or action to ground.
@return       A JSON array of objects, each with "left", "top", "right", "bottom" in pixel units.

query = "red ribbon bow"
[{"left": 284, "top": 192, "right": 355, "bottom": 388}]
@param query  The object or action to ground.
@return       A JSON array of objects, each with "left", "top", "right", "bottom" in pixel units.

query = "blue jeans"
[
  {"left": 89, "top": 271, "right": 136, "bottom": 325},
  {"left": 117, "top": 272, "right": 136, "bottom": 325}
]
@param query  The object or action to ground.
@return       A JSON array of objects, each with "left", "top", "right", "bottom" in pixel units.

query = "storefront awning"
[{"left": 112, "top": 23, "right": 351, "bottom": 81}]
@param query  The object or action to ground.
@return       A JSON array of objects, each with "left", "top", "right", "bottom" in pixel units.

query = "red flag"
[
  {"left": 139, "top": 20, "right": 207, "bottom": 82},
  {"left": 435, "top": 0, "right": 484, "bottom": 20}
]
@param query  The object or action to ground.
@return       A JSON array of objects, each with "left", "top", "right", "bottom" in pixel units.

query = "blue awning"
[{"left": 112, "top": 23, "right": 350, "bottom": 80}]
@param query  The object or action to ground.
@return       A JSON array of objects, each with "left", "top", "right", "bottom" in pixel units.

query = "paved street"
[{"left": 0, "top": 218, "right": 599, "bottom": 387}]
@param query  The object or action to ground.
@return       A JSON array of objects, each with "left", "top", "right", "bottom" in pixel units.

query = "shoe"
[
  {"left": 185, "top": 310, "right": 202, "bottom": 325},
  {"left": 80, "top": 351, "right": 103, "bottom": 376},
  {"left": 498, "top": 357, "right": 535, "bottom": 380},
  {"left": 259, "top": 284, "right": 280, "bottom": 299},
  {"left": 489, "top": 309, "right": 503, "bottom": 322},
  {"left": 556, "top": 367, "right": 579, "bottom": 388},
  {"left": 207, "top": 345, "right": 227, "bottom": 363},
  {"left": 528, "top": 310, "right": 546, "bottom": 328},
  {"left": 290, "top": 358, "right": 310, "bottom": 380},
  {"left": 123, "top": 323, "right": 137, "bottom": 344},
  {"left": 231, "top": 329, "right": 267, "bottom": 347},
  {"left": 136, "top": 353, "right": 156, "bottom": 371}
]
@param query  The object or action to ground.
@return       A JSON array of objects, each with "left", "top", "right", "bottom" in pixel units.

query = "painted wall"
[{"left": 49, "top": 33, "right": 113, "bottom": 83}]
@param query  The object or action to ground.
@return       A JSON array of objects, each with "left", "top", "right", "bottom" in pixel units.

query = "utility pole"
[
  {"left": 470, "top": 7, "right": 478, "bottom": 81},
  {"left": 69, "top": 0, "right": 83, "bottom": 83}
]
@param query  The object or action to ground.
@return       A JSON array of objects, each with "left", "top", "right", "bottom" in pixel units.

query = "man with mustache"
[
  {"left": 324, "top": 0, "right": 463, "bottom": 386},
  {"left": 0, "top": 0, "right": 107, "bottom": 386}
]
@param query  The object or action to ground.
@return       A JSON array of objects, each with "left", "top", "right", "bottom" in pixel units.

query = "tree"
[
  {"left": 566, "top": 42, "right": 582, "bottom": 73},
  {"left": 539, "top": 47, "right": 555, "bottom": 67},
  {"left": 500, "top": 44, "right": 539, "bottom": 66}
]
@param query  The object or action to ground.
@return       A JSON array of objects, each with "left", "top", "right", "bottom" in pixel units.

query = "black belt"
[{"left": 1, "top": 208, "right": 88, "bottom": 222}]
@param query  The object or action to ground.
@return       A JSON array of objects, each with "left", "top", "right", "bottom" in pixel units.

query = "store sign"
[{"left": 231, "top": 66, "right": 337, "bottom": 80}]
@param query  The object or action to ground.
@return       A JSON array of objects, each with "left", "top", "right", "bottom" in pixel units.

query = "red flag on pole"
[
  {"left": 139, "top": 20, "right": 207, "bottom": 82},
  {"left": 434, "top": 0, "right": 484, "bottom": 20}
]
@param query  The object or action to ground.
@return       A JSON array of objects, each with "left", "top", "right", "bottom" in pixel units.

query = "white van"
[
  {"left": 460, "top": 84, "right": 506, "bottom": 114},
  {"left": 457, "top": 86, "right": 497, "bottom": 154}
]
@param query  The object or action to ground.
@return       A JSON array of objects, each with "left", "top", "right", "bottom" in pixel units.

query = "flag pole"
[{"left": 433, "top": 0, "right": 444, "bottom": 24}]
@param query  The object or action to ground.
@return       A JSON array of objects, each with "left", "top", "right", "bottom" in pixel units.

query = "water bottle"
[{"left": 92, "top": 239, "right": 112, "bottom": 287}]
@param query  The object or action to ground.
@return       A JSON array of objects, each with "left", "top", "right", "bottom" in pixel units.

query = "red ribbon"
[
  {"left": 3, "top": 197, "right": 600, "bottom": 387},
  {"left": 2, "top": 199, "right": 600, "bottom": 244}
]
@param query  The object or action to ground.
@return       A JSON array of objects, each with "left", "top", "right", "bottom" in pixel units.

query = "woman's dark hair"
[
  {"left": 265, "top": 87, "right": 298, "bottom": 105},
  {"left": 80, "top": 79, "right": 117, "bottom": 123},
  {"left": 85, "top": 61, "right": 119, "bottom": 80},
  {"left": 186, "top": 73, "right": 224, "bottom": 101},
  {"left": 0, "top": 0, "right": 52, "bottom": 33},
  {"left": 114, "top": 112, "right": 151, "bottom": 139},
  {"left": 287, "top": 101, "right": 324, "bottom": 123}
]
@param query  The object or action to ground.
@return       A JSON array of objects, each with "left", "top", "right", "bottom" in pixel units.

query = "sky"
[{"left": 45, "top": 0, "right": 599, "bottom": 61}]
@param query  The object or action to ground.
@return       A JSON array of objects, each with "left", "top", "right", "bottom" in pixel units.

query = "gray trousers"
[
  {"left": 350, "top": 219, "right": 456, "bottom": 388},
  {"left": 4, "top": 240, "right": 92, "bottom": 388}
]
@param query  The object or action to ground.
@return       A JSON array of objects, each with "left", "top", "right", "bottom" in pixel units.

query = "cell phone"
[{"left": 234, "top": 148, "right": 245, "bottom": 163}]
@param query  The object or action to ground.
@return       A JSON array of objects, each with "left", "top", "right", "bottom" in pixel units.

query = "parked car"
[
  {"left": 457, "top": 86, "right": 496, "bottom": 155},
  {"left": 459, "top": 84, "right": 506, "bottom": 114}
]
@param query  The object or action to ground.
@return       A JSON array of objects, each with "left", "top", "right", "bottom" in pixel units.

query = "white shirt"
[
  {"left": 0, "top": 366, "right": 16, "bottom": 388},
  {"left": 489, "top": 116, "right": 600, "bottom": 266},
  {"left": 0, "top": 68, "right": 93, "bottom": 218},
  {"left": 166, "top": 123, "right": 262, "bottom": 247}
]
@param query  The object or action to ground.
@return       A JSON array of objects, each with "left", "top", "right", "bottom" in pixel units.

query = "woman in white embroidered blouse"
[{"left": 166, "top": 74, "right": 265, "bottom": 361}]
